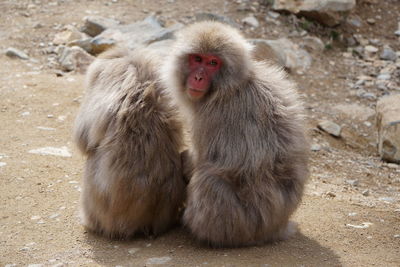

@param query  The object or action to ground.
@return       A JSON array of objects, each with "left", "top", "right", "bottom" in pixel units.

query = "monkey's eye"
[
  {"left": 194, "top": 55, "right": 202, "bottom": 62},
  {"left": 209, "top": 59, "right": 218, "bottom": 66}
]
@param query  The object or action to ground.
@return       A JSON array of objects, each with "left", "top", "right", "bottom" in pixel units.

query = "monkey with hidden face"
[
  {"left": 163, "top": 21, "right": 309, "bottom": 247},
  {"left": 73, "top": 47, "right": 186, "bottom": 239}
]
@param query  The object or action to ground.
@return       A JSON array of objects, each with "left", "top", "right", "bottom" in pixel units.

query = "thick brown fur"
[
  {"left": 163, "top": 21, "right": 309, "bottom": 247},
  {"left": 73, "top": 47, "right": 186, "bottom": 239}
]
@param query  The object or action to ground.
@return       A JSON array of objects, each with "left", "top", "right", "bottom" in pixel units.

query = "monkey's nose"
[{"left": 195, "top": 74, "right": 203, "bottom": 81}]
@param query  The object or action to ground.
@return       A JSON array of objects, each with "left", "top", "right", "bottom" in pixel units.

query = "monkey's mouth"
[{"left": 187, "top": 87, "right": 207, "bottom": 99}]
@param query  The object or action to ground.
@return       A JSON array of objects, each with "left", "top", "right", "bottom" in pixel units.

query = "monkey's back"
[
  {"left": 184, "top": 61, "right": 309, "bottom": 247},
  {"left": 74, "top": 48, "right": 185, "bottom": 238}
]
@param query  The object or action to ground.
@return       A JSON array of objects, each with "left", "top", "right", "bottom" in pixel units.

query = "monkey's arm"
[{"left": 73, "top": 58, "right": 122, "bottom": 154}]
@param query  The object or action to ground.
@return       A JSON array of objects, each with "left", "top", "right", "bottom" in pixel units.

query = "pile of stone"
[{"left": 46, "top": 15, "right": 183, "bottom": 73}]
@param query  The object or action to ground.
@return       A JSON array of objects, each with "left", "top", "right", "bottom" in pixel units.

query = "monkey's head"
[{"left": 164, "top": 21, "right": 254, "bottom": 103}]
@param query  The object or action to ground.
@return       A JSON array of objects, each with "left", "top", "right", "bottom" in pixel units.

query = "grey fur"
[
  {"left": 73, "top": 47, "right": 185, "bottom": 239},
  {"left": 163, "top": 21, "right": 309, "bottom": 247}
]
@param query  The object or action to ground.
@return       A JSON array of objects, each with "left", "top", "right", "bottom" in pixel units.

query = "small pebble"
[
  {"left": 362, "top": 189, "right": 370, "bottom": 196},
  {"left": 146, "top": 257, "right": 172, "bottom": 265},
  {"left": 310, "top": 144, "right": 321, "bottom": 151},
  {"left": 345, "top": 179, "right": 359, "bottom": 186},
  {"left": 31, "top": 215, "right": 41, "bottom": 220},
  {"left": 379, "top": 197, "right": 395, "bottom": 203},
  {"left": 365, "top": 45, "right": 378, "bottom": 53},
  {"left": 387, "top": 163, "right": 399, "bottom": 169},
  {"left": 5, "top": 47, "right": 29, "bottom": 60},
  {"left": 49, "top": 213, "right": 60, "bottom": 219},
  {"left": 318, "top": 120, "right": 341, "bottom": 137},
  {"left": 128, "top": 248, "right": 140, "bottom": 254},
  {"left": 326, "top": 191, "right": 336, "bottom": 197}
]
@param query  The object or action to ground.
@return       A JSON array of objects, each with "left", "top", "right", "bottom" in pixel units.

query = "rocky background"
[{"left": 1, "top": 0, "right": 399, "bottom": 266}]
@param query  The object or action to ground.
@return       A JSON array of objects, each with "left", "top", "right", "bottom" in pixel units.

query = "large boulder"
[
  {"left": 250, "top": 38, "right": 312, "bottom": 71},
  {"left": 57, "top": 46, "right": 95, "bottom": 73},
  {"left": 376, "top": 94, "right": 400, "bottom": 163},
  {"left": 91, "top": 16, "right": 182, "bottom": 53},
  {"left": 272, "top": 0, "right": 356, "bottom": 26}
]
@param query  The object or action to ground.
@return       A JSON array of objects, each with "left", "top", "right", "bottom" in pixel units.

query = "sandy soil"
[{"left": 1, "top": 0, "right": 399, "bottom": 266}]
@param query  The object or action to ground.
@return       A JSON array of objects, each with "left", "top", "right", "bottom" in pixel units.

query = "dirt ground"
[{"left": 1, "top": 0, "right": 399, "bottom": 266}]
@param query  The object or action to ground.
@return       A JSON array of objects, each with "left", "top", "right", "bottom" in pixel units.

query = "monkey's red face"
[{"left": 186, "top": 54, "right": 222, "bottom": 100}]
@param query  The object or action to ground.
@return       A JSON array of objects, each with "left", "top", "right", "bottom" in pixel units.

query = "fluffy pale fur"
[
  {"left": 74, "top": 47, "right": 185, "bottom": 239},
  {"left": 163, "top": 21, "right": 309, "bottom": 247}
]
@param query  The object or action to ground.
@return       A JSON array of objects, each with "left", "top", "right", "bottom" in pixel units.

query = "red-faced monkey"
[
  {"left": 73, "top": 47, "right": 185, "bottom": 239},
  {"left": 163, "top": 21, "right": 309, "bottom": 247}
]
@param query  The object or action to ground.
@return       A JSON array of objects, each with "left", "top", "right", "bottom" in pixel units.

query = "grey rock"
[
  {"left": 318, "top": 120, "right": 342, "bottom": 137},
  {"left": 362, "top": 92, "right": 377, "bottom": 100},
  {"left": 242, "top": 16, "right": 259, "bottom": 28},
  {"left": 57, "top": 46, "right": 95, "bottom": 73},
  {"left": 267, "top": 11, "right": 280, "bottom": 19},
  {"left": 82, "top": 16, "right": 120, "bottom": 37},
  {"left": 272, "top": 0, "right": 356, "bottom": 26},
  {"left": 376, "top": 94, "right": 400, "bottom": 163},
  {"left": 67, "top": 38, "right": 93, "bottom": 54},
  {"left": 345, "top": 179, "right": 359, "bottom": 186},
  {"left": 5, "top": 47, "right": 29, "bottom": 60},
  {"left": 92, "top": 16, "right": 182, "bottom": 51},
  {"left": 195, "top": 12, "right": 240, "bottom": 28},
  {"left": 362, "top": 189, "right": 370, "bottom": 196},
  {"left": 376, "top": 80, "right": 389, "bottom": 91},
  {"left": 302, "top": 36, "right": 325, "bottom": 52},
  {"left": 89, "top": 37, "right": 116, "bottom": 54},
  {"left": 333, "top": 103, "right": 375, "bottom": 121},
  {"left": 380, "top": 46, "right": 397, "bottom": 61},
  {"left": 347, "top": 17, "right": 362, "bottom": 27},
  {"left": 53, "top": 25, "right": 87, "bottom": 45},
  {"left": 250, "top": 38, "right": 312, "bottom": 71}
]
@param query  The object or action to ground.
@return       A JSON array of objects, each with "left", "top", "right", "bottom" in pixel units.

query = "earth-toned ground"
[{"left": 1, "top": 0, "right": 399, "bottom": 266}]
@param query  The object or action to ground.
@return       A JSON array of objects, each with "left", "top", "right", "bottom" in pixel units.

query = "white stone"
[
  {"left": 28, "top": 146, "right": 72, "bottom": 157},
  {"left": 146, "top": 257, "right": 172, "bottom": 265},
  {"left": 318, "top": 120, "right": 341, "bottom": 137},
  {"left": 0, "top": 162, "right": 6, "bottom": 167},
  {"left": 242, "top": 16, "right": 259, "bottom": 28},
  {"left": 37, "top": 126, "right": 56, "bottom": 131},
  {"left": 346, "top": 222, "right": 373, "bottom": 229},
  {"left": 365, "top": 45, "right": 378, "bottom": 53}
]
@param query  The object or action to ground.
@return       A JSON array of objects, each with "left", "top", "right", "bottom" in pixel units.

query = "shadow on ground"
[{"left": 85, "top": 227, "right": 341, "bottom": 266}]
